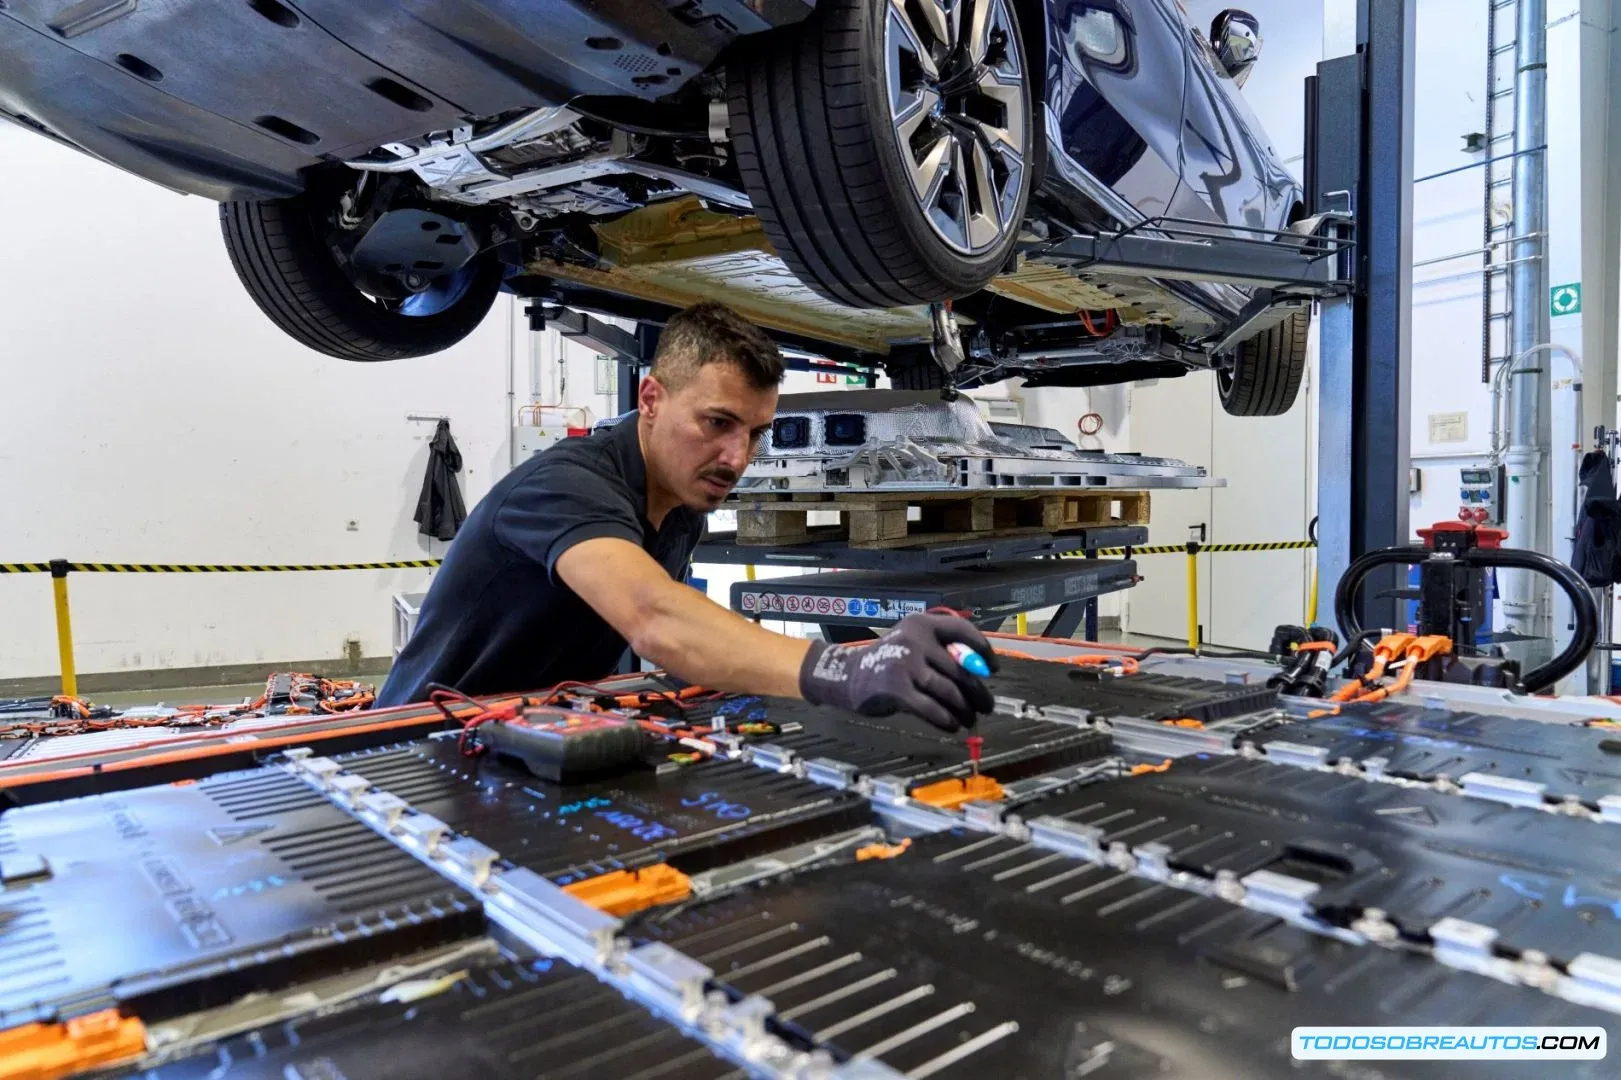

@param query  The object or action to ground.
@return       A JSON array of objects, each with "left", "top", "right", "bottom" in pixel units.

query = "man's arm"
[{"left": 555, "top": 537, "right": 810, "bottom": 697}]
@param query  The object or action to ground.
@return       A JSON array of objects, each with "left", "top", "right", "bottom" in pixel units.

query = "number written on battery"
[
  {"left": 593, "top": 809, "right": 679, "bottom": 842},
  {"left": 680, "top": 790, "right": 754, "bottom": 820}
]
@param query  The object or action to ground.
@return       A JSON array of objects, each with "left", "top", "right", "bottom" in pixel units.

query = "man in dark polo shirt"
[{"left": 378, "top": 302, "right": 995, "bottom": 732}]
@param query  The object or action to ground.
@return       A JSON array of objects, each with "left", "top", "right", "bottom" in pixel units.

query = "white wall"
[
  {"left": 0, "top": 126, "right": 523, "bottom": 679},
  {"left": 1407, "top": 0, "right": 1585, "bottom": 543}
]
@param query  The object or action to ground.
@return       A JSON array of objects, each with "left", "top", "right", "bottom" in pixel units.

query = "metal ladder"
[{"left": 1481, "top": 0, "right": 1519, "bottom": 382}]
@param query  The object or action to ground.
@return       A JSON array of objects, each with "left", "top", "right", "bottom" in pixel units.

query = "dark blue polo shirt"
[{"left": 377, "top": 414, "right": 704, "bottom": 706}]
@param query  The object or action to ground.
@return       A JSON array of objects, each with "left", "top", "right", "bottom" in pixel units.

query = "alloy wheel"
[{"left": 884, "top": 0, "right": 1028, "bottom": 255}]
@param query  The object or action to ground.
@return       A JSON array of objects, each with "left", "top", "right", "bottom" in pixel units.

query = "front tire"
[
  {"left": 1218, "top": 309, "right": 1310, "bottom": 417},
  {"left": 729, "top": 0, "right": 1034, "bottom": 310},
  {"left": 221, "top": 195, "right": 503, "bottom": 362}
]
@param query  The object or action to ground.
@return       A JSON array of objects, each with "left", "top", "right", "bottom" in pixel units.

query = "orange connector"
[
  {"left": 1160, "top": 718, "right": 1205, "bottom": 730},
  {"left": 0, "top": 1010, "right": 146, "bottom": 1080},
  {"left": 563, "top": 864, "right": 692, "bottom": 916},
  {"left": 855, "top": 838, "right": 913, "bottom": 862},
  {"left": 1129, "top": 758, "right": 1173, "bottom": 776},
  {"left": 1406, "top": 635, "right": 1453, "bottom": 663},
  {"left": 910, "top": 773, "right": 1005, "bottom": 810},
  {"left": 1330, "top": 632, "right": 1415, "bottom": 702}
]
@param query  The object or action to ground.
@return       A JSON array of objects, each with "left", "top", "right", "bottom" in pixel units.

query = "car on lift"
[{"left": 0, "top": 0, "right": 1316, "bottom": 414}]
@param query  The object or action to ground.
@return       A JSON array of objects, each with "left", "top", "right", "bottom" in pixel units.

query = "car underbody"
[{"left": 328, "top": 99, "right": 1257, "bottom": 387}]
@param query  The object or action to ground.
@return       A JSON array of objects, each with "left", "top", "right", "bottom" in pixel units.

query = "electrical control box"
[{"left": 1458, "top": 465, "right": 1503, "bottom": 525}]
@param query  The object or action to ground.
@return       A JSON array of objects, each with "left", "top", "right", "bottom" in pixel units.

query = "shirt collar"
[{"left": 607, "top": 412, "right": 695, "bottom": 532}]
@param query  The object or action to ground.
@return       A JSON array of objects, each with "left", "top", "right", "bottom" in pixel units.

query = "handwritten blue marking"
[
  {"left": 679, "top": 790, "right": 754, "bottom": 820},
  {"left": 1498, "top": 873, "right": 1621, "bottom": 920},
  {"left": 1499, "top": 872, "right": 1547, "bottom": 902},
  {"left": 210, "top": 873, "right": 290, "bottom": 901},
  {"left": 558, "top": 796, "right": 612, "bottom": 818},
  {"left": 594, "top": 809, "right": 680, "bottom": 842}
]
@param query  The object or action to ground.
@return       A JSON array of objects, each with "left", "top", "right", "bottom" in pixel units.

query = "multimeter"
[{"left": 477, "top": 710, "right": 645, "bottom": 783}]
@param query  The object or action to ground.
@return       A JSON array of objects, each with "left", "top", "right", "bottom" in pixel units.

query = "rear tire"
[
  {"left": 728, "top": 0, "right": 1034, "bottom": 309},
  {"left": 1218, "top": 310, "right": 1310, "bottom": 417},
  {"left": 220, "top": 195, "right": 503, "bottom": 362},
  {"left": 888, "top": 352, "right": 947, "bottom": 390}
]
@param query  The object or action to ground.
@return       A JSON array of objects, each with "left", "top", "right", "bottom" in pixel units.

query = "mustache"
[{"left": 701, "top": 468, "right": 740, "bottom": 485}]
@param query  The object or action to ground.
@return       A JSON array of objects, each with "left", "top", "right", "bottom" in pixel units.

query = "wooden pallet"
[{"left": 727, "top": 490, "right": 1152, "bottom": 549}]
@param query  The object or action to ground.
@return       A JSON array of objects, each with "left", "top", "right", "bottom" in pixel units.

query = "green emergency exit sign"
[{"left": 1551, "top": 282, "right": 1582, "bottom": 316}]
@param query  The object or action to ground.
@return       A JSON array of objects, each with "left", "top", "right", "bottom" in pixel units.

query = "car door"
[
  {"left": 1168, "top": 3, "right": 1299, "bottom": 232},
  {"left": 1041, "top": 0, "right": 1188, "bottom": 223}
]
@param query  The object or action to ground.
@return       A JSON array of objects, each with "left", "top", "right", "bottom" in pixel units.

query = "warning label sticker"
[{"left": 736, "top": 592, "right": 926, "bottom": 620}]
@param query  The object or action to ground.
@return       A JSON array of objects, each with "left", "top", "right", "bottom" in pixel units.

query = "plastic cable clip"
[
  {"left": 357, "top": 791, "right": 411, "bottom": 831},
  {"left": 328, "top": 773, "right": 372, "bottom": 805},
  {"left": 441, "top": 836, "right": 500, "bottom": 886},
  {"left": 397, "top": 812, "right": 450, "bottom": 855}
]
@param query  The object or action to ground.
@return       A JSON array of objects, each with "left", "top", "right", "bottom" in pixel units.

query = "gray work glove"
[{"left": 798, "top": 613, "right": 999, "bottom": 733}]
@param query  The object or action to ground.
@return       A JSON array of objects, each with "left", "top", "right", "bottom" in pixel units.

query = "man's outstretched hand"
[{"left": 797, "top": 613, "right": 999, "bottom": 732}]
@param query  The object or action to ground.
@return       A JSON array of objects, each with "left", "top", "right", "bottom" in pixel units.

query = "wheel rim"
[{"left": 884, "top": 0, "right": 1028, "bottom": 256}]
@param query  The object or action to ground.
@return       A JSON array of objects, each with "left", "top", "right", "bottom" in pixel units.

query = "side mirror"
[{"left": 1210, "top": 9, "right": 1262, "bottom": 88}]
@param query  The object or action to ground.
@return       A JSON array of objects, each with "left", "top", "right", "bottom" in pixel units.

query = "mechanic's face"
[{"left": 639, "top": 360, "right": 777, "bottom": 512}]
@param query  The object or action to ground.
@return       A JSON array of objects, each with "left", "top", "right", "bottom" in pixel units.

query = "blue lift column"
[{"left": 1310, "top": 0, "right": 1416, "bottom": 634}]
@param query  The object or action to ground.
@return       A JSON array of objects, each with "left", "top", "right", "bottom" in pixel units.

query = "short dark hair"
[{"left": 650, "top": 302, "right": 784, "bottom": 391}]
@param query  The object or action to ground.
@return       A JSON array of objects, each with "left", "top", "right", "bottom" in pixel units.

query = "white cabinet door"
[
  {"left": 1124, "top": 375, "right": 1215, "bottom": 642},
  {"left": 1208, "top": 376, "right": 1314, "bottom": 648}
]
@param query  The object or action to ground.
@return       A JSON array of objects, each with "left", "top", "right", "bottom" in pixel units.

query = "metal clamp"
[
  {"left": 625, "top": 941, "right": 713, "bottom": 1022},
  {"left": 1026, "top": 817, "right": 1105, "bottom": 862},
  {"left": 1239, "top": 870, "right": 1320, "bottom": 919},
  {"left": 1460, "top": 772, "right": 1549, "bottom": 809}
]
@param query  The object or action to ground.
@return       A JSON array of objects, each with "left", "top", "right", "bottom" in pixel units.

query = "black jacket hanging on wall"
[
  {"left": 1573, "top": 450, "right": 1621, "bottom": 587},
  {"left": 415, "top": 419, "right": 467, "bottom": 541}
]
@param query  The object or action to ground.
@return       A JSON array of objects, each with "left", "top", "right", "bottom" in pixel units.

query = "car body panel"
[
  {"left": 1177, "top": 8, "right": 1302, "bottom": 230},
  {"left": 0, "top": 0, "right": 810, "bottom": 200},
  {"left": 281, "top": 0, "right": 793, "bottom": 117},
  {"left": 1044, "top": 0, "right": 1187, "bottom": 223}
]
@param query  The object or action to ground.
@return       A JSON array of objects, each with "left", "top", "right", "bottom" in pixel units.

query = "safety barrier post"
[
  {"left": 1185, "top": 540, "right": 1201, "bottom": 649},
  {"left": 50, "top": 559, "right": 77, "bottom": 698}
]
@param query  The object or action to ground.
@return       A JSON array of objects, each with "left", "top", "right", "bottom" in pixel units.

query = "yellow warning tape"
[
  {"left": 0, "top": 560, "right": 442, "bottom": 574},
  {"left": 1082, "top": 540, "right": 1317, "bottom": 558}
]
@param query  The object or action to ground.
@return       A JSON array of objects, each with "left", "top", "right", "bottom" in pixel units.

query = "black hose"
[
  {"left": 1334, "top": 545, "right": 1599, "bottom": 695},
  {"left": 1477, "top": 548, "right": 1600, "bottom": 694},
  {"left": 1134, "top": 645, "right": 1279, "bottom": 662},
  {"left": 1333, "top": 546, "right": 1430, "bottom": 644},
  {"left": 1329, "top": 628, "right": 1382, "bottom": 671}
]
